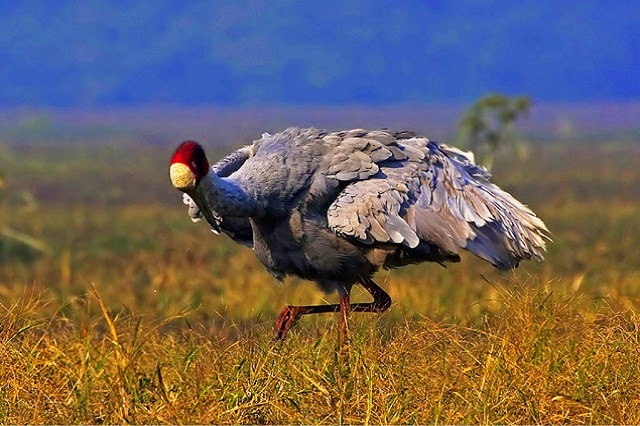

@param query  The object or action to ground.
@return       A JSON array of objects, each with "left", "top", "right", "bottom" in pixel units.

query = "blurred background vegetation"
[{"left": 0, "top": 100, "right": 638, "bottom": 325}]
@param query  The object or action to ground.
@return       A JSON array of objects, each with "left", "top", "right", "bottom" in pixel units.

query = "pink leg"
[{"left": 273, "top": 278, "right": 392, "bottom": 340}]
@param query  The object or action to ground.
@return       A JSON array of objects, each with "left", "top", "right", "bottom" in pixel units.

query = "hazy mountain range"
[{"left": 1, "top": 1, "right": 638, "bottom": 106}]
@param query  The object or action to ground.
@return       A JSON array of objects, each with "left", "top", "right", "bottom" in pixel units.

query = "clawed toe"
[{"left": 273, "top": 306, "right": 304, "bottom": 340}]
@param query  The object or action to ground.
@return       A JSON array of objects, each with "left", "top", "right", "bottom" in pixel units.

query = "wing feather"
[{"left": 327, "top": 132, "right": 549, "bottom": 269}]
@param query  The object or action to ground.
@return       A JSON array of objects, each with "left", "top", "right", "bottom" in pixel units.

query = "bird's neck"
[{"left": 195, "top": 172, "right": 263, "bottom": 218}]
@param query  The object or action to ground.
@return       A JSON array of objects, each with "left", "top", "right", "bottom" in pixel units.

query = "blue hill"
[{"left": 0, "top": 0, "right": 638, "bottom": 106}]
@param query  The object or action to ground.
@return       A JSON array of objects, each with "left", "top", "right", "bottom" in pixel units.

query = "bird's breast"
[
  {"left": 250, "top": 210, "right": 373, "bottom": 286},
  {"left": 250, "top": 213, "right": 314, "bottom": 282}
]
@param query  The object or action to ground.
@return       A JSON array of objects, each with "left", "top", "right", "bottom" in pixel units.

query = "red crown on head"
[{"left": 170, "top": 140, "right": 210, "bottom": 177}]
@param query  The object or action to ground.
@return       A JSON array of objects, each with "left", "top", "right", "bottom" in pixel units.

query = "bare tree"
[{"left": 456, "top": 94, "right": 531, "bottom": 171}]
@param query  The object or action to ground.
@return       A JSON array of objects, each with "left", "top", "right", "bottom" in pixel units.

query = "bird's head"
[{"left": 169, "top": 140, "right": 210, "bottom": 192}]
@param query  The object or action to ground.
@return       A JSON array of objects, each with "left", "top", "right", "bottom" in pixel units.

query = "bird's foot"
[{"left": 273, "top": 305, "right": 306, "bottom": 340}]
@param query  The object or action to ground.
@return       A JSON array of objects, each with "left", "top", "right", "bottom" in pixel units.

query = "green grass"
[{"left": 1, "top": 139, "right": 639, "bottom": 423}]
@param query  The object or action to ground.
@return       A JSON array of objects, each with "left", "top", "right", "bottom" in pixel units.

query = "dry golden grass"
[
  {"left": 1, "top": 140, "right": 640, "bottom": 423},
  {"left": 1, "top": 284, "right": 639, "bottom": 424}
]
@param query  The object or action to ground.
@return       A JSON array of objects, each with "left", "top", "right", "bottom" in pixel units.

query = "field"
[{"left": 1, "top": 123, "right": 640, "bottom": 423}]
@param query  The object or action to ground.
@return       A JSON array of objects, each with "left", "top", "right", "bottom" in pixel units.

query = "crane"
[{"left": 169, "top": 127, "right": 549, "bottom": 339}]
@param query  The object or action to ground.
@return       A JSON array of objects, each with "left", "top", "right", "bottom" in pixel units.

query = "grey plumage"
[
  {"left": 325, "top": 135, "right": 548, "bottom": 269},
  {"left": 182, "top": 126, "right": 548, "bottom": 275},
  {"left": 183, "top": 143, "right": 255, "bottom": 247},
  {"left": 172, "top": 127, "right": 549, "bottom": 336}
]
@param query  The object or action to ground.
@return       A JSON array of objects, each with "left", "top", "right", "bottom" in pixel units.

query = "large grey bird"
[{"left": 169, "top": 127, "right": 548, "bottom": 339}]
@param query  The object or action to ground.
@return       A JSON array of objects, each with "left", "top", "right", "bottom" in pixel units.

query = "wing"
[
  {"left": 327, "top": 132, "right": 549, "bottom": 270},
  {"left": 213, "top": 144, "right": 255, "bottom": 177}
]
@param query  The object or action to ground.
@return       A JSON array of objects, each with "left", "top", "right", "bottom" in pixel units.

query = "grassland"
[{"left": 1, "top": 135, "right": 640, "bottom": 423}]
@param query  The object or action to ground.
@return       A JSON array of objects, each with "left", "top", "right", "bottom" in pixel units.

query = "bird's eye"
[{"left": 191, "top": 161, "right": 198, "bottom": 170}]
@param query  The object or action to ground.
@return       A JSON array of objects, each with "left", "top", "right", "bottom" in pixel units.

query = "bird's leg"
[
  {"left": 350, "top": 277, "right": 392, "bottom": 313},
  {"left": 273, "top": 278, "right": 391, "bottom": 340},
  {"left": 339, "top": 292, "right": 350, "bottom": 339},
  {"left": 274, "top": 304, "right": 339, "bottom": 340},
  {"left": 273, "top": 297, "right": 351, "bottom": 341}
]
